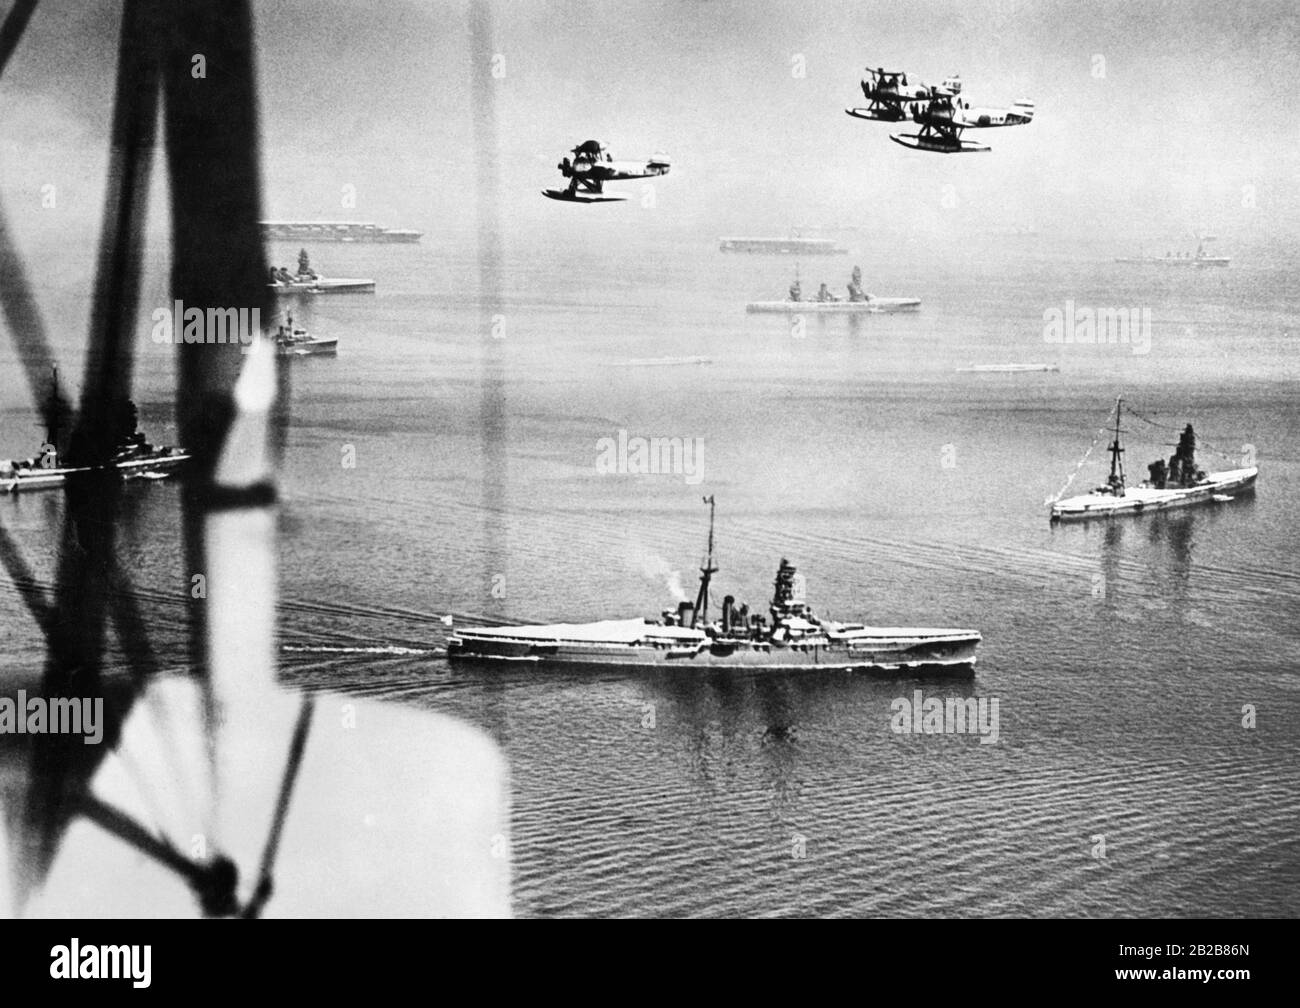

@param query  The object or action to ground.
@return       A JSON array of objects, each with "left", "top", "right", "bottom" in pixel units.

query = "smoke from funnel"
[{"left": 622, "top": 541, "right": 687, "bottom": 602}]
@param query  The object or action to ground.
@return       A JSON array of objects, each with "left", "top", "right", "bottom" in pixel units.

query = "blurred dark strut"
[
  {"left": 0, "top": 0, "right": 273, "bottom": 908},
  {"left": 0, "top": 0, "right": 66, "bottom": 455},
  {"left": 0, "top": 1, "right": 37, "bottom": 74},
  {"left": 159, "top": 1, "right": 275, "bottom": 675},
  {"left": 468, "top": 0, "right": 507, "bottom": 617}
]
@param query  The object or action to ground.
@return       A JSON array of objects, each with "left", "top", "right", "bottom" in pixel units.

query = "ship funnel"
[
  {"left": 721, "top": 595, "right": 735, "bottom": 634},
  {"left": 677, "top": 601, "right": 695, "bottom": 626}
]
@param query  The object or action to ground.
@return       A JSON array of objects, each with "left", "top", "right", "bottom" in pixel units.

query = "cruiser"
[
  {"left": 1114, "top": 236, "right": 1229, "bottom": 268},
  {"left": 1050, "top": 397, "right": 1257, "bottom": 521},
  {"left": 447, "top": 498, "right": 981, "bottom": 674},
  {"left": 1, "top": 372, "right": 188, "bottom": 494}
]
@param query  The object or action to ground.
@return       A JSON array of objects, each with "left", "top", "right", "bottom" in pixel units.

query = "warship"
[
  {"left": 1050, "top": 398, "right": 1257, "bottom": 522},
  {"left": 260, "top": 220, "right": 421, "bottom": 243},
  {"left": 746, "top": 265, "right": 920, "bottom": 313},
  {"left": 267, "top": 249, "right": 376, "bottom": 294},
  {"left": 1, "top": 372, "right": 188, "bottom": 494},
  {"left": 1114, "top": 236, "right": 1229, "bottom": 268},
  {"left": 447, "top": 498, "right": 981, "bottom": 674},
  {"left": 957, "top": 363, "right": 1059, "bottom": 373},
  {"left": 247, "top": 312, "right": 338, "bottom": 357},
  {"left": 720, "top": 236, "right": 847, "bottom": 255}
]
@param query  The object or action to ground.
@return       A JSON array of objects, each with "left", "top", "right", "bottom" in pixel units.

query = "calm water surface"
[{"left": 2, "top": 227, "right": 1297, "bottom": 916}]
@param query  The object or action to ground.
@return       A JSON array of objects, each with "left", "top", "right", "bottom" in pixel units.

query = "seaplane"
[
  {"left": 889, "top": 85, "right": 1034, "bottom": 154},
  {"left": 848, "top": 67, "right": 1034, "bottom": 153},
  {"left": 845, "top": 67, "right": 933, "bottom": 122},
  {"left": 542, "top": 140, "right": 671, "bottom": 203},
  {"left": 890, "top": 89, "right": 993, "bottom": 153}
]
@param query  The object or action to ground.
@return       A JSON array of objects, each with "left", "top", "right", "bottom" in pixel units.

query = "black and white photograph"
[{"left": 0, "top": 0, "right": 1295, "bottom": 957}]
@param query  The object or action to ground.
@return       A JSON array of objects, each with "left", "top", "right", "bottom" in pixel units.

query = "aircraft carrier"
[
  {"left": 261, "top": 220, "right": 422, "bottom": 243},
  {"left": 719, "top": 236, "right": 848, "bottom": 254}
]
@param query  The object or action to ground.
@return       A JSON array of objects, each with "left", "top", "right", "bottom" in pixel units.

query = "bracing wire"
[
  {"left": 1046, "top": 425, "right": 1107, "bottom": 505},
  {"left": 1122, "top": 404, "right": 1251, "bottom": 466}
]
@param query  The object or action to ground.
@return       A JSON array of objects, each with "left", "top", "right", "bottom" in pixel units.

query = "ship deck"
[{"left": 1051, "top": 468, "right": 1256, "bottom": 520}]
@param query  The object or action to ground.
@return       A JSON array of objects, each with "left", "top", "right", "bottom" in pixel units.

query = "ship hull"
[
  {"left": 1050, "top": 468, "right": 1257, "bottom": 522},
  {"left": 447, "top": 628, "right": 980, "bottom": 676},
  {"left": 282, "top": 338, "right": 338, "bottom": 356},
  {"left": 270, "top": 278, "right": 375, "bottom": 295},
  {"left": 242, "top": 338, "right": 338, "bottom": 357},
  {"left": 1, "top": 452, "right": 189, "bottom": 494},
  {"left": 958, "top": 364, "right": 1058, "bottom": 373},
  {"left": 1113, "top": 257, "right": 1230, "bottom": 267},
  {"left": 720, "top": 239, "right": 847, "bottom": 255},
  {"left": 260, "top": 222, "right": 421, "bottom": 243},
  {"left": 746, "top": 298, "right": 919, "bottom": 313}
]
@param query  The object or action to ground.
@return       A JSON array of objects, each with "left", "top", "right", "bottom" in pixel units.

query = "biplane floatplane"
[
  {"left": 542, "top": 140, "right": 671, "bottom": 202},
  {"left": 847, "top": 66, "right": 1035, "bottom": 153}
]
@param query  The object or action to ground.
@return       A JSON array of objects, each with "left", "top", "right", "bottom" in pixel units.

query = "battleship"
[
  {"left": 746, "top": 266, "right": 920, "bottom": 313},
  {"left": 1, "top": 374, "right": 188, "bottom": 494},
  {"left": 268, "top": 249, "right": 376, "bottom": 294},
  {"left": 447, "top": 498, "right": 981, "bottom": 673},
  {"left": 260, "top": 220, "right": 421, "bottom": 243},
  {"left": 1050, "top": 398, "right": 1257, "bottom": 522}
]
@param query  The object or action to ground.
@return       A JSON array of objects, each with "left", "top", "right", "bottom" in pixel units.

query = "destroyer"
[
  {"left": 447, "top": 498, "right": 981, "bottom": 674},
  {"left": 1050, "top": 397, "right": 1257, "bottom": 522},
  {"left": 1, "top": 372, "right": 188, "bottom": 494}
]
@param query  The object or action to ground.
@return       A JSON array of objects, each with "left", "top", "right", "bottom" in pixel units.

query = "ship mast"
[
  {"left": 691, "top": 495, "right": 717, "bottom": 629},
  {"left": 1106, "top": 395, "right": 1125, "bottom": 495}
]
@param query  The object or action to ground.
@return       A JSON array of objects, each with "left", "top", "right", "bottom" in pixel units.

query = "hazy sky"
[{"left": 1, "top": 0, "right": 1297, "bottom": 248}]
